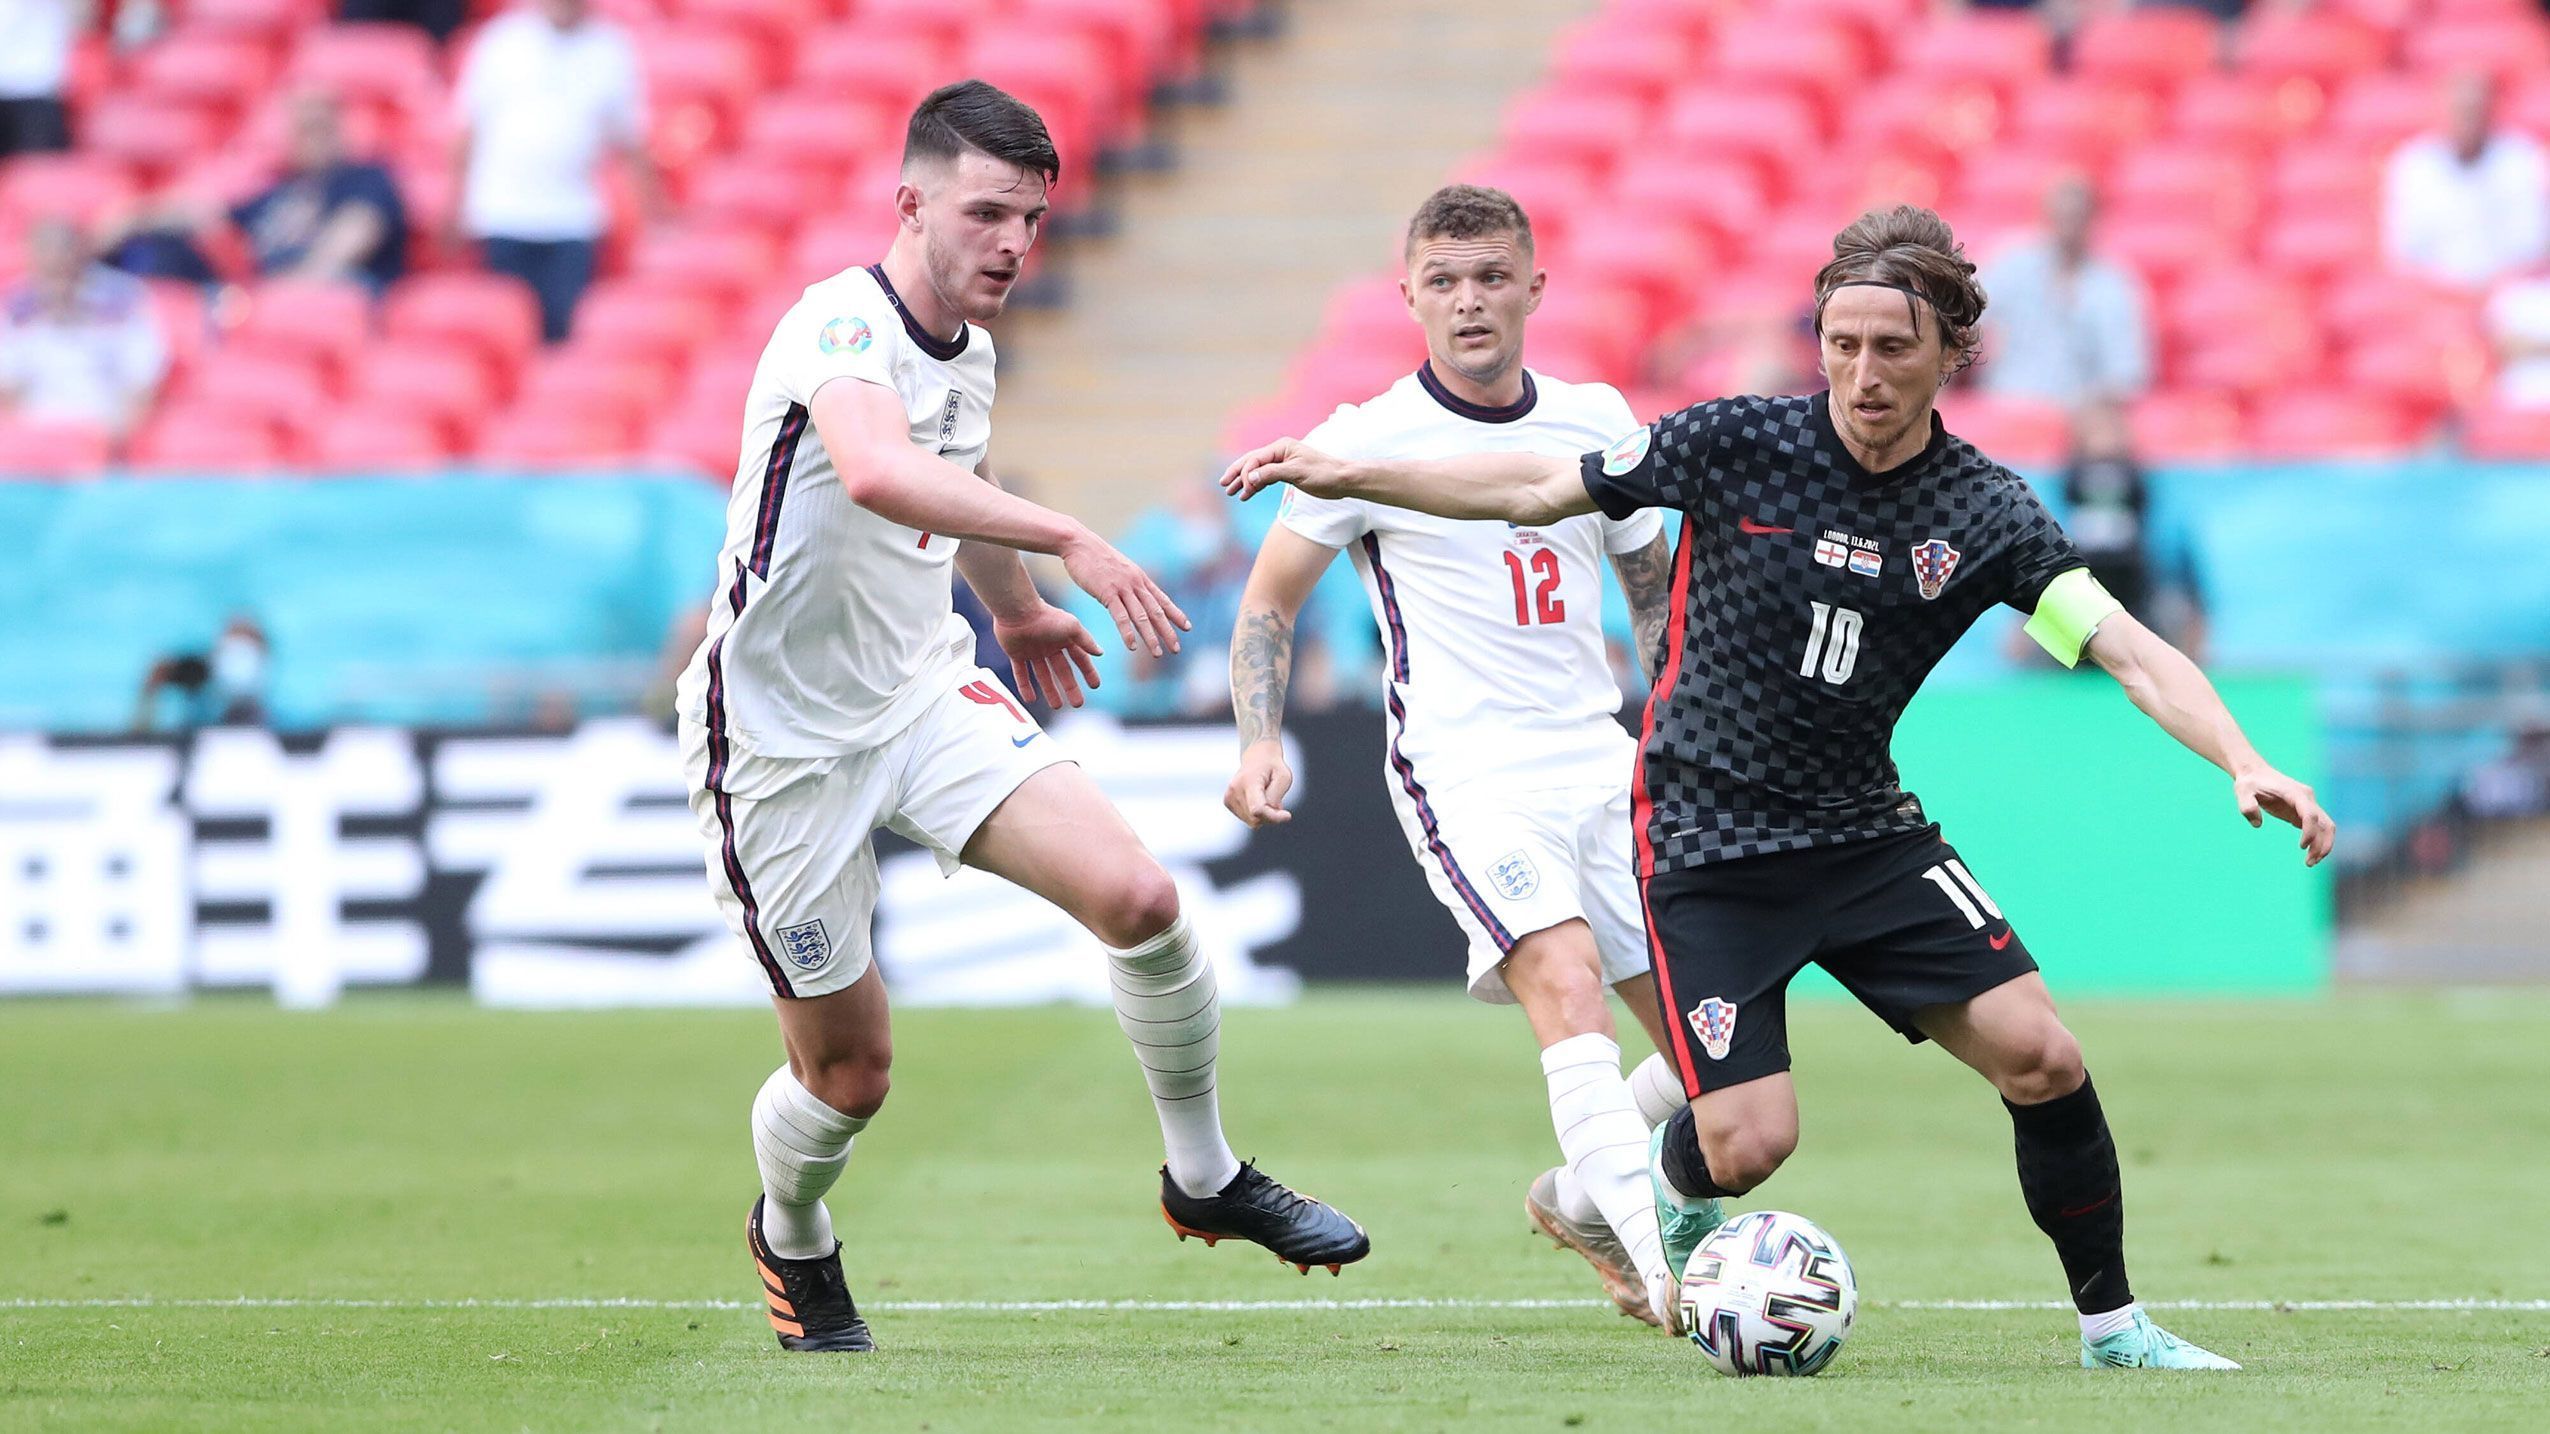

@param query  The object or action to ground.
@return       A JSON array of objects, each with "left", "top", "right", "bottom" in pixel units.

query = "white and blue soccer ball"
[{"left": 1677, "top": 1210, "right": 1858, "bottom": 1376}]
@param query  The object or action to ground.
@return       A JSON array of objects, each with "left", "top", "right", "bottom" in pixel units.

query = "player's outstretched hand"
[
  {"left": 1219, "top": 439, "right": 1352, "bottom": 502},
  {"left": 1060, "top": 531, "right": 1190, "bottom": 658},
  {"left": 2234, "top": 766, "right": 2337, "bottom": 867},
  {"left": 992, "top": 602, "right": 1103, "bottom": 709},
  {"left": 1224, "top": 740, "right": 1294, "bottom": 827}
]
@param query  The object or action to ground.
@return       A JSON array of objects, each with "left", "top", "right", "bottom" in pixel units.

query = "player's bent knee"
[
  {"left": 1698, "top": 1123, "right": 1797, "bottom": 1195},
  {"left": 1995, "top": 1024, "right": 2086, "bottom": 1106},
  {"left": 798, "top": 1053, "right": 892, "bottom": 1122},
  {"left": 1089, "top": 863, "right": 1182, "bottom": 949}
]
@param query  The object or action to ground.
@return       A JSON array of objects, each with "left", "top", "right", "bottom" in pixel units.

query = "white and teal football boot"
[
  {"left": 2081, "top": 1310, "right": 2241, "bottom": 1370},
  {"left": 1646, "top": 1123, "right": 1727, "bottom": 1333}
]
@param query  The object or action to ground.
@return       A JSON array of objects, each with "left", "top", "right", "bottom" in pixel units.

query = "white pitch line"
[{"left": 4, "top": 1297, "right": 2546, "bottom": 1314}]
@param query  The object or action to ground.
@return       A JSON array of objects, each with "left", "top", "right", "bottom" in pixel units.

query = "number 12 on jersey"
[
  {"left": 1502, "top": 548, "right": 1566, "bottom": 626},
  {"left": 1800, "top": 601, "right": 1863, "bottom": 684}
]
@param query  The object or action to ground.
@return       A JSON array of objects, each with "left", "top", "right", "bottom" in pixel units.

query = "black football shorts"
[{"left": 1641, "top": 826, "right": 2040, "bottom": 1096}]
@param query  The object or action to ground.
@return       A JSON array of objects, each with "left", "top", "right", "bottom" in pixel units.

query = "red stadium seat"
[
  {"left": 286, "top": 23, "right": 444, "bottom": 109},
  {"left": 1611, "top": 151, "right": 1775, "bottom": 238},
  {"left": 126, "top": 29, "right": 280, "bottom": 119},
  {"left": 787, "top": 210, "right": 906, "bottom": 287},
  {"left": 2256, "top": 207, "right": 2381, "bottom": 284},
  {"left": 1451, "top": 158, "right": 1600, "bottom": 250},
  {"left": 1935, "top": 395, "right": 2069, "bottom": 468},
  {"left": 221, "top": 280, "right": 375, "bottom": 374},
  {"left": 2004, "top": 81, "right": 2162, "bottom": 166},
  {"left": 2336, "top": 335, "right": 2462, "bottom": 422},
  {"left": 1947, "top": 145, "right": 2080, "bottom": 224},
  {"left": 790, "top": 28, "right": 950, "bottom": 124},
  {"left": 0, "top": 154, "right": 138, "bottom": 226},
  {"left": 2234, "top": 11, "right": 2392, "bottom": 88},
  {"left": 184, "top": 0, "right": 328, "bottom": 39},
  {"left": 1709, "top": 19, "right": 1868, "bottom": 105},
  {"left": 1528, "top": 282, "right": 1649, "bottom": 376},
  {"left": 2099, "top": 213, "right": 2240, "bottom": 295},
  {"left": 676, "top": 0, "right": 825, "bottom": 81},
  {"left": 1899, "top": 14, "right": 2053, "bottom": 90},
  {"left": 563, "top": 282, "right": 727, "bottom": 372},
  {"left": 961, "top": 30, "right": 1111, "bottom": 157},
  {"left": 381, "top": 272, "right": 542, "bottom": 376},
  {"left": 2266, "top": 142, "right": 2384, "bottom": 215},
  {"left": 1548, "top": 17, "right": 1692, "bottom": 109},
  {"left": 855, "top": 0, "right": 999, "bottom": 55},
  {"left": 1660, "top": 84, "right": 1828, "bottom": 161},
  {"left": 624, "top": 224, "right": 784, "bottom": 309},
  {"left": 2325, "top": 75, "right": 2441, "bottom": 147},
  {"left": 343, "top": 339, "right": 504, "bottom": 443},
  {"left": 737, "top": 94, "right": 907, "bottom": 181},
  {"left": 1016, "top": 0, "right": 1184, "bottom": 93},
  {"left": 683, "top": 155, "right": 834, "bottom": 243},
  {"left": 472, "top": 409, "right": 643, "bottom": 468},
  {"left": 1836, "top": 75, "right": 2006, "bottom": 159},
  {"left": 2071, "top": 10, "right": 2223, "bottom": 91},
  {"left": 2245, "top": 394, "right": 2421, "bottom": 457},
  {"left": 2404, "top": 19, "right": 2550, "bottom": 82},
  {"left": 167, "top": 349, "right": 334, "bottom": 442},
  {"left": 1557, "top": 215, "right": 1716, "bottom": 334},
  {"left": 308, "top": 407, "right": 455, "bottom": 469},
  {"left": 0, "top": 416, "right": 112, "bottom": 477},
  {"left": 509, "top": 351, "right": 680, "bottom": 435},
  {"left": 635, "top": 25, "right": 765, "bottom": 172},
  {"left": 647, "top": 406, "right": 749, "bottom": 482},
  {"left": 78, "top": 96, "right": 229, "bottom": 180},
  {"left": 124, "top": 408, "right": 293, "bottom": 470},
  {"left": 2105, "top": 151, "right": 2260, "bottom": 239},
  {"left": 2167, "top": 74, "right": 2320, "bottom": 156},
  {"left": 1502, "top": 89, "right": 1648, "bottom": 177},
  {"left": 2461, "top": 404, "right": 2550, "bottom": 457},
  {"left": 2129, "top": 391, "right": 2246, "bottom": 462}
]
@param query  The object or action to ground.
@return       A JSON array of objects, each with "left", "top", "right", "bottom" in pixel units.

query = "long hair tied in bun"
[{"left": 1812, "top": 205, "right": 1988, "bottom": 373}]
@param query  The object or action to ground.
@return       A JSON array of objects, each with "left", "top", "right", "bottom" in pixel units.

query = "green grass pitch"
[{"left": 4, "top": 988, "right": 2546, "bottom": 1431}]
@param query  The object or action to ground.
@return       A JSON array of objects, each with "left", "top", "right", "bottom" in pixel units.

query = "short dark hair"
[
  {"left": 1404, "top": 184, "right": 1534, "bottom": 261},
  {"left": 1813, "top": 205, "right": 1988, "bottom": 370},
  {"left": 903, "top": 79, "right": 1061, "bottom": 184}
]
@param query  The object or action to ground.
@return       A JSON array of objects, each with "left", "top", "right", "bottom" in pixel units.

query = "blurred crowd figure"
[
  {"left": 1979, "top": 173, "right": 2152, "bottom": 407},
  {"left": 448, "top": 0, "right": 661, "bottom": 344},
  {"left": 0, "top": 214, "right": 166, "bottom": 441},
  {"left": 0, "top": 0, "right": 81, "bottom": 159},
  {"left": 2383, "top": 71, "right": 2548, "bottom": 291},
  {"left": 101, "top": 91, "right": 407, "bottom": 294},
  {"left": 133, "top": 614, "right": 270, "bottom": 731}
]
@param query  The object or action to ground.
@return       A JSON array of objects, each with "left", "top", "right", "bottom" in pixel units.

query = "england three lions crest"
[
  {"left": 1688, "top": 997, "right": 1739, "bottom": 1061},
  {"left": 1910, "top": 539, "right": 1962, "bottom": 601}
]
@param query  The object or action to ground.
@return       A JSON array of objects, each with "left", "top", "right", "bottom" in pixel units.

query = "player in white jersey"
[
  {"left": 675, "top": 82, "right": 1367, "bottom": 1353},
  {"left": 1222, "top": 187, "right": 1687, "bottom": 1329}
]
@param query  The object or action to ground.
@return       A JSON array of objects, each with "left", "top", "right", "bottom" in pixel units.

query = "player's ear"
[
  {"left": 1397, "top": 274, "right": 1417, "bottom": 316},
  {"left": 1524, "top": 261, "right": 1546, "bottom": 315},
  {"left": 893, "top": 178, "right": 924, "bottom": 232}
]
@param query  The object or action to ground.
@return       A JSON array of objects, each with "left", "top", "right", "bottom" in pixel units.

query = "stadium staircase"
[{"left": 989, "top": 0, "right": 1601, "bottom": 531}]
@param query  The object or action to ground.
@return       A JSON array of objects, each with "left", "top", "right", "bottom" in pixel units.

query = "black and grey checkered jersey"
[{"left": 1580, "top": 392, "right": 2085, "bottom": 871}]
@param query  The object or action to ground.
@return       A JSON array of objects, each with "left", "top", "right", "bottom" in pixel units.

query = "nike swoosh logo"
[
  {"left": 1989, "top": 929, "right": 2014, "bottom": 950},
  {"left": 1011, "top": 733, "right": 1041, "bottom": 748},
  {"left": 1738, "top": 517, "right": 1793, "bottom": 535},
  {"left": 2060, "top": 1193, "right": 2116, "bottom": 1219}
]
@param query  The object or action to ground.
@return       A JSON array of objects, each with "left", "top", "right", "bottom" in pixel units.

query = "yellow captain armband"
[{"left": 2022, "top": 568, "right": 2125, "bottom": 669}]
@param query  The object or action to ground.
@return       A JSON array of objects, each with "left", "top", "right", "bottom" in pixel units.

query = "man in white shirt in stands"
[
  {"left": 678, "top": 81, "right": 1367, "bottom": 1355},
  {"left": 0, "top": 216, "right": 167, "bottom": 444},
  {"left": 1224, "top": 185, "right": 1689, "bottom": 1331},
  {"left": 2384, "top": 70, "right": 2550, "bottom": 291},
  {"left": 448, "top": 0, "right": 665, "bottom": 341}
]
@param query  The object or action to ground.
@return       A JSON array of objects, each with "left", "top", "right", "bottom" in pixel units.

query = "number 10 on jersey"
[{"left": 1800, "top": 601, "right": 1863, "bottom": 684}]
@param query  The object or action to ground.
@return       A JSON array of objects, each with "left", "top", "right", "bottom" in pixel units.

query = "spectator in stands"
[
  {"left": 339, "top": 0, "right": 463, "bottom": 44},
  {"left": 0, "top": 216, "right": 168, "bottom": 444},
  {"left": 2382, "top": 71, "right": 2549, "bottom": 291},
  {"left": 1978, "top": 174, "right": 2151, "bottom": 406},
  {"left": 2009, "top": 399, "right": 2206, "bottom": 666},
  {"left": 134, "top": 615, "right": 269, "bottom": 731},
  {"left": 101, "top": 92, "right": 408, "bottom": 295},
  {"left": 0, "top": 0, "right": 82, "bottom": 157},
  {"left": 2484, "top": 266, "right": 2550, "bottom": 408},
  {"left": 449, "top": 0, "right": 663, "bottom": 343}
]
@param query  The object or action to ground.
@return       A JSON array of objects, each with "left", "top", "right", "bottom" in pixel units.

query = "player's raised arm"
[
  {"left": 2059, "top": 589, "right": 2337, "bottom": 866},
  {"left": 812, "top": 380, "right": 1189, "bottom": 656},
  {"left": 1219, "top": 437, "right": 1596, "bottom": 527},
  {"left": 1222, "top": 525, "right": 1338, "bottom": 827}
]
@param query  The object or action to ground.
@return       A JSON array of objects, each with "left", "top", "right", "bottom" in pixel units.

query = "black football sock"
[
  {"left": 2006, "top": 1074, "right": 2133, "bottom": 1315},
  {"left": 1659, "top": 1104, "right": 1735, "bottom": 1201}
]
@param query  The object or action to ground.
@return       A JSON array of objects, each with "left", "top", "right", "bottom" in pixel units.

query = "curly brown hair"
[
  {"left": 1403, "top": 184, "right": 1535, "bottom": 260},
  {"left": 1812, "top": 206, "right": 1988, "bottom": 371}
]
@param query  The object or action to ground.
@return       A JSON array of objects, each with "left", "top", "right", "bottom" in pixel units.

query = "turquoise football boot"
[
  {"left": 1646, "top": 1123, "right": 1726, "bottom": 1332},
  {"left": 2081, "top": 1310, "right": 2241, "bottom": 1370}
]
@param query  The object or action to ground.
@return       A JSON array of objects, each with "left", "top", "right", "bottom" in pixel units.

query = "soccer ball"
[{"left": 1677, "top": 1210, "right": 1858, "bottom": 1376}]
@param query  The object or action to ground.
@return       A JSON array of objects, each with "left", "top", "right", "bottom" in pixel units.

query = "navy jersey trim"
[
  {"left": 749, "top": 403, "right": 809, "bottom": 578},
  {"left": 1359, "top": 533, "right": 1413, "bottom": 682},
  {"left": 1416, "top": 361, "right": 1537, "bottom": 424},
  {"left": 1384, "top": 684, "right": 1516, "bottom": 953},
  {"left": 865, "top": 262, "right": 969, "bottom": 361},
  {"left": 702, "top": 623, "right": 796, "bottom": 998}
]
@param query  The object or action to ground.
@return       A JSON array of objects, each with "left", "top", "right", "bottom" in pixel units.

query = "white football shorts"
[
  {"left": 681, "top": 664, "right": 1069, "bottom": 999},
  {"left": 1382, "top": 777, "right": 1650, "bottom": 1005}
]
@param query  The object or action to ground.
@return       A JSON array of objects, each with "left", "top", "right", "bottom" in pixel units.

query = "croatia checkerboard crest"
[
  {"left": 1688, "top": 996, "right": 1739, "bottom": 1061},
  {"left": 1910, "top": 538, "right": 1961, "bottom": 601}
]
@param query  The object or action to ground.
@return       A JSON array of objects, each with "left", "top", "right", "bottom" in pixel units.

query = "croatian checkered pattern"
[{"left": 1582, "top": 393, "right": 2083, "bottom": 871}]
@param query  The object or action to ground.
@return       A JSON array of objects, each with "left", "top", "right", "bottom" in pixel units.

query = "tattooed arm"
[
  {"left": 1609, "top": 530, "right": 1676, "bottom": 683},
  {"left": 1224, "top": 524, "right": 1339, "bottom": 827}
]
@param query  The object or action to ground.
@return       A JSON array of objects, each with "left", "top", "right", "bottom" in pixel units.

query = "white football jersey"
[
  {"left": 675, "top": 264, "right": 995, "bottom": 757},
  {"left": 1279, "top": 364, "right": 1663, "bottom": 794}
]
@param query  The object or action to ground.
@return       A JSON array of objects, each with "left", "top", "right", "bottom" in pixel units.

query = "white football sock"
[
  {"left": 1541, "top": 1033, "right": 1670, "bottom": 1287},
  {"left": 751, "top": 1066, "right": 867, "bottom": 1260},
  {"left": 2080, "top": 1301, "right": 2143, "bottom": 1343},
  {"left": 1629, "top": 1050, "right": 1686, "bottom": 1129},
  {"left": 1108, "top": 915, "right": 1242, "bottom": 1199}
]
